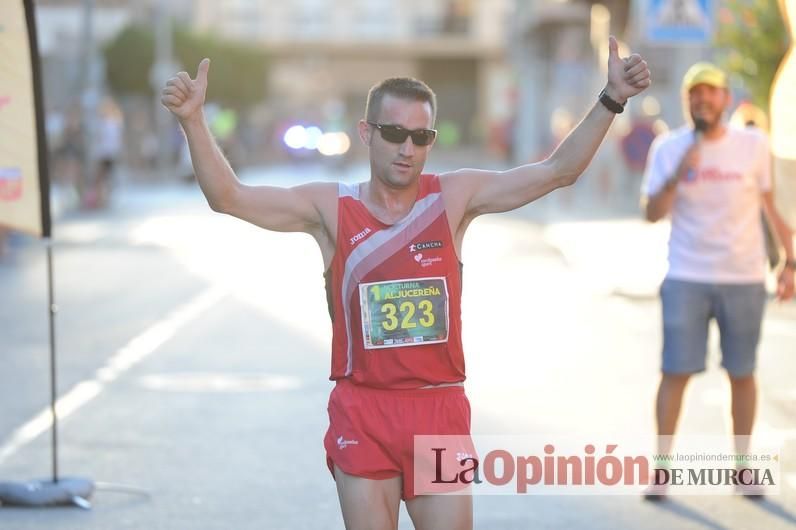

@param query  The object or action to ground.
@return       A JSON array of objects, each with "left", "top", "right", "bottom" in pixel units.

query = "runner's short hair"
[{"left": 365, "top": 78, "right": 437, "bottom": 125}]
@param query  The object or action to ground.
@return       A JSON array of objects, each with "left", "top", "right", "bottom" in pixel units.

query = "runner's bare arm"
[
  {"left": 162, "top": 59, "right": 335, "bottom": 235},
  {"left": 444, "top": 36, "right": 650, "bottom": 218},
  {"left": 181, "top": 114, "right": 333, "bottom": 232},
  {"left": 443, "top": 101, "right": 621, "bottom": 217}
]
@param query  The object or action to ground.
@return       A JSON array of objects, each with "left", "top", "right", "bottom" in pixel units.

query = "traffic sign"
[{"left": 645, "top": 0, "right": 713, "bottom": 44}]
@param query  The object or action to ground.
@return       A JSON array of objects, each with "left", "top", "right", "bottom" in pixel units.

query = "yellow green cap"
[{"left": 682, "top": 62, "right": 728, "bottom": 92}]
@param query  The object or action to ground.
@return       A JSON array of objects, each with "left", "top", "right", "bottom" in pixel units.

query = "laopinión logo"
[
  {"left": 412, "top": 435, "right": 781, "bottom": 496},
  {"left": 427, "top": 443, "right": 649, "bottom": 493},
  {"left": 649, "top": 467, "right": 774, "bottom": 487}
]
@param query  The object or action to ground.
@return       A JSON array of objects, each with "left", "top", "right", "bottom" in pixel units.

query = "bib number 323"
[{"left": 359, "top": 277, "right": 449, "bottom": 349}]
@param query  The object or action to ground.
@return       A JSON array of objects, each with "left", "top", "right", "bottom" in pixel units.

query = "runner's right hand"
[{"left": 161, "top": 58, "right": 210, "bottom": 123}]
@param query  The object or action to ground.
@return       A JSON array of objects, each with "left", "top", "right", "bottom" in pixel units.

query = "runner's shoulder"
[{"left": 438, "top": 167, "right": 497, "bottom": 191}]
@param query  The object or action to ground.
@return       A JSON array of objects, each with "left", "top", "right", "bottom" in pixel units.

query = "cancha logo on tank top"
[{"left": 409, "top": 240, "right": 443, "bottom": 253}]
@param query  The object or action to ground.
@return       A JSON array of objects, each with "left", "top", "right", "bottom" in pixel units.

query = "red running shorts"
[{"left": 324, "top": 379, "right": 473, "bottom": 500}]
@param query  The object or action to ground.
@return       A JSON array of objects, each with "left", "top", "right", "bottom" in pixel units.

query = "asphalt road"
[{"left": 1, "top": 165, "right": 794, "bottom": 529}]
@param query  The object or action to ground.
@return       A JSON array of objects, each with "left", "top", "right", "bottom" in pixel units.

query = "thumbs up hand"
[
  {"left": 605, "top": 36, "right": 650, "bottom": 104},
  {"left": 161, "top": 58, "right": 210, "bottom": 123}
]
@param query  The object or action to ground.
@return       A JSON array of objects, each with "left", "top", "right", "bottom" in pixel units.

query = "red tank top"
[{"left": 324, "top": 174, "right": 465, "bottom": 389}]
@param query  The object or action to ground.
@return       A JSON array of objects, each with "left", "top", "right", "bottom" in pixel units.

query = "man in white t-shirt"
[{"left": 641, "top": 62, "right": 794, "bottom": 498}]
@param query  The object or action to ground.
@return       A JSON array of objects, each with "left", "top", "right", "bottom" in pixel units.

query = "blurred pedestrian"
[
  {"left": 729, "top": 100, "right": 769, "bottom": 131},
  {"left": 641, "top": 62, "right": 794, "bottom": 499},
  {"left": 162, "top": 36, "right": 650, "bottom": 529},
  {"left": 90, "top": 97, "right": 124, "bottom": 208},
  {"left": 56, "top": 108, "right": 84, "bottom": 194}
]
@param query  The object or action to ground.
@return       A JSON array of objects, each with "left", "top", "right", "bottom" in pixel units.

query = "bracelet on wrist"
[{"left": 598, "top": 88, "right": 626, "bottom": 114}]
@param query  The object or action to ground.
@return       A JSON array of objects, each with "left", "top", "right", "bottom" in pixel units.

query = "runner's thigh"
[
  {"left": 334, "top": 465, "right": 402, "bottom": 530},
  {"left": 406, "top": 493, "right": 473, "bottom": 530}
]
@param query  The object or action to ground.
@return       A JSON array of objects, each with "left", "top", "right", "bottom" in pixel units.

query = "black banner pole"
[{"left": 46, "top": 239, "right": 58, "bottom": 483}]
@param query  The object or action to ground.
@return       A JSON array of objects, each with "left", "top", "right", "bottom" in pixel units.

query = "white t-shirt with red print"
[{"left": 642, "top": 125, "right": 771, "bottom": 283}]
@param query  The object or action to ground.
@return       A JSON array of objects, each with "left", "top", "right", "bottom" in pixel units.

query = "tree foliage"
[
  {"left": 104, "top": 24, "right": 268, "bottom": 107},
  {"left": 103, "top": 24, "right": 155, "bottom": 96},
  {"left": 714, "top": 0, "right": 789, "bottom": 108}
]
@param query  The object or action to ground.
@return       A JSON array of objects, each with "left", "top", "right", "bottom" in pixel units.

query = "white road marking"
[
  {"left": 138, "top": 372, "right": 302, "bottom": 392},
  {"left": 0, "top": 286, "right": 226, "bottom": 465}
]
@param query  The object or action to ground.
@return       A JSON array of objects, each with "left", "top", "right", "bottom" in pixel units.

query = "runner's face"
[
  {"left": 688, "top": 84, "right": 729, "bottom": 130},
  {"left": 364, "top": 95, "right": 435, "bottom": 189}
]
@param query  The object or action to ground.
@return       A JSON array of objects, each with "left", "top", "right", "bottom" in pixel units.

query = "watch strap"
[{"left": 599, "top": 88, "right": 625, "bottom": 114}]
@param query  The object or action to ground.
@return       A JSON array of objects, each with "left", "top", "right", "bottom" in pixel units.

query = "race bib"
[{"left": 359, "top": 277, "right": 449, "bottom": 349}]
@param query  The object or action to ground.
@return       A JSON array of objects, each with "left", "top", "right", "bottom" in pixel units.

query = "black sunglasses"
[{"left": 367, "top": 122, "right": 437, "bottom": 146}]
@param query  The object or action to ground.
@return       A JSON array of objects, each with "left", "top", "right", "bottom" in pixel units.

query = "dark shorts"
[
  {"left": 660, "top": 278, "right": 767, "bottom": 377},
  {"left": 324, "top": 379, "right": 472, "bottom": 500}
]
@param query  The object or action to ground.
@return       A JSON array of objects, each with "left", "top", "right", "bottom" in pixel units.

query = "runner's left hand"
[{"left": 604, "top": 35, "right": 651, "bottom": 104}]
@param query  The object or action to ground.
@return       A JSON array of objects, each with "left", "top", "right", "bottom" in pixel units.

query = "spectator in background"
[
  {"left": 641, "top": 62, "right": 794, "bottom": 499},
  {"left": 729, "top": 100, "right": 769, "bottom": 131}
]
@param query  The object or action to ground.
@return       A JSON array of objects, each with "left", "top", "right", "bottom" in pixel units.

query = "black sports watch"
[
  {"left": 599, "top": 88, "right": 626, "bottom": 114},
  {"left": 784, "top": 259, "right": 796, "bottom": 270}
]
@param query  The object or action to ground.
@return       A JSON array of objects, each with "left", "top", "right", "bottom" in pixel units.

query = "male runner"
[{"left": 162, "top": 37, "right": 650, "bottom": 530}]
